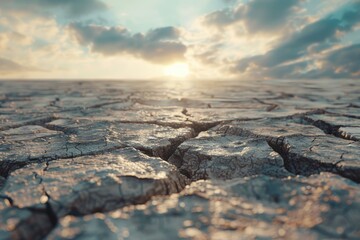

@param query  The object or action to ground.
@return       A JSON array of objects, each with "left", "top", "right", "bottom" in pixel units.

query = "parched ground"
[{"left": 0, "top": 79, "right": 359, "bottom": 240}]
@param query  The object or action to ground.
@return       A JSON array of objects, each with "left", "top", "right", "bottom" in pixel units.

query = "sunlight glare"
[{"left": 163, "top": 63, "right": 190, "bottom": 78}]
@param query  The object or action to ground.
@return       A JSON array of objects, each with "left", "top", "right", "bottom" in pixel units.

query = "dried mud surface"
[{"left": 0, "top": 79, "right": 359, "bottom": 239}]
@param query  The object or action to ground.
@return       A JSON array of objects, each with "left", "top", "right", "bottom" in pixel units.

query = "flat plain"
[{"left": 0, "top": 79, "right": 359, "bottom": 239}]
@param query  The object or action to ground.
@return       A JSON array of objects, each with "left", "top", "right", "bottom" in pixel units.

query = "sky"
[{"left": 0, "top": 0, "right": 359, "bottom": 80}]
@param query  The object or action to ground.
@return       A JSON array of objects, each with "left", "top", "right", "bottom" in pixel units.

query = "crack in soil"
[
  {"left": 266, "top": 137, "right": 359, "bottom": 183},
  {"left": 302, "top": 116, "right": 359, "bottom": 141}
]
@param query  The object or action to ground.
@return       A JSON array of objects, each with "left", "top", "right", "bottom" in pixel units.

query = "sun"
[{"left": 163, "top": 63, "right": 190, "bottom": 78}]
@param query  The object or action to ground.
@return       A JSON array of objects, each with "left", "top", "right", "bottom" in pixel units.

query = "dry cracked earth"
[{"left": 0, "top": 79, "right": 359, "bottom": 240}]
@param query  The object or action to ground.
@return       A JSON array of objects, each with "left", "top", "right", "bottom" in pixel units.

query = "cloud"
[
  {"left": 69, "top": 23, "right": 187, "bottom": 64},
  {"left": 238, "top": 44, "right": 360, "bottom": 79},
  {"left": 303, "top": 44, "right": 360, "bottom": 78},
  {"left": 230, "top": 2, "right": 360, "bottom": 78},
  {"left": 0, "top": 58, "right": 31, "bottom": 74},
  {"left": 0, "top": 0, "right": 359, "bottom": 79},
  {"left": 204, "top": 0, "right": 302, "bottom": 33},
  {"left": 0, "top": 0, "right": 107, "bottom": 18},
  {"left": 241, "top": 0, "right": 303, "bottom": 34}
]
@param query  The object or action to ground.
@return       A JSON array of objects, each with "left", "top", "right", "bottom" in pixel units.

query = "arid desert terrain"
[{"left": 0, "top": 79, "right": 360, "bottom": 239}]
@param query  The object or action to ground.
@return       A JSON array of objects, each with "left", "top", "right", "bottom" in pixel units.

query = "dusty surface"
[{"left": 0, "top": 79, "right": 359, "bottom": 239}]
